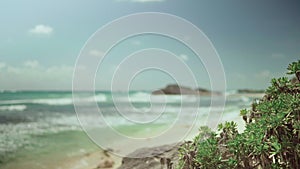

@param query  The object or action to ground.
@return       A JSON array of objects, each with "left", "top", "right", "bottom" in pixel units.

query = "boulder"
[
  {"left": 96, "top": 158, "right": 115, "bottom": 168},
  {"left": 118, "top": 143, "right": 181, "bottom": 169}
]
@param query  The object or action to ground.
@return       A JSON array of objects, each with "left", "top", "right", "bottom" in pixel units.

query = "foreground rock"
[
  {"left": 118, "top": 143, "right": 181, "bottom": 169},
  {"left": 96, "top": 158, "right": 115, "bottom": 168},
  {"left": 152, "top": 84, "right": 221, "bottom": 96}
]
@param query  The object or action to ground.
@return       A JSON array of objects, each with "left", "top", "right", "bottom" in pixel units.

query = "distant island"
[
  {"left": 236, "top": 89, "right": 265, "bottom": 94},
  {"left": 151, "top": 84, "right": 266, "bottom": 97},
  {"left": 151, "top": 84, "right": 222, "bottom": 96}
]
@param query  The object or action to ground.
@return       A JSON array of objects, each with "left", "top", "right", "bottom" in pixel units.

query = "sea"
[{"left": 0, "top": 90, "right": 257, "bottom": 168}]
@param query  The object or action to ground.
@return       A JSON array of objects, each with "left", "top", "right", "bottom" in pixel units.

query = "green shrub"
[{"left": 178, "top": 60, "right": 300, "bottom": 169}]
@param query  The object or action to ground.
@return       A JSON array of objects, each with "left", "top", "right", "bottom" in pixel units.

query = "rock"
[
  {"left": 237, "top": 89, "right": 264, "bottom": 94},
  {"left": 118, "top": 143, "right": 181, "bottom": 169},
  {"left": 152, "top": 84, "right": 221, "bottom": 96},
  {"left": 152, "top": 84, "right": 197, "bottom": 95},
  {"left": 151, "top": 89, "right": 165, "bottom": 95},
  {"left": 195, "top": 88, "right": 210, "bottom": 93},
  {"left": 103, "top": 148, "right": 114, "bottom": 157},
  {"left": 97, "top": 158, "right": 115, "bottom": 168},
  {"left": 196, "top": 88, "right": 222, "bottom": 96},
  {"left": 162, "top": 84, "right": 196, "bottom": 95}
]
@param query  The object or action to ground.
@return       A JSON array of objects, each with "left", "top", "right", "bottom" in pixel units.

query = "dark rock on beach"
[
  {"left": 118, "top": 143, "right": 181, "bottom": 169},
  {"left": 96, "top": 159, "right": 115, "bottom": 168}
]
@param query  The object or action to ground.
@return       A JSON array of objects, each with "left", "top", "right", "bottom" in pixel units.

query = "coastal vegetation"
[{"left": 178, "top": 60, "right": 300, "bottom": 169}]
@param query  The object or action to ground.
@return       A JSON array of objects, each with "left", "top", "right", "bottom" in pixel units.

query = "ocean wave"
[
  {"left": 32, "top": 98, "right": 73, "bottom": 105},
  {"left": 0, "top": 98, "right": 74, "bottom": 106},
  {"left": 85, "top": 94, "right": 107, "bottom": 102},
  {"left": 0, "top": 94, "right": 107, "bottom": 106},
  {"left": 0, "top": 92, "right": 202, "bottom": 106},
  {"left": 115, "top": 92, "right": 199, "bottom": 103},
  {"left": 228, "top": 96, "right": 251, "bottom": 103},
  {"left": 0, "top": 118, "right": 80, "bottom": 156},
  {"left": 225, "top": 90, "right": 238, "bottom": 96},
  {"left": 0, "top": 105, "right": 27, "bottom": 111}
]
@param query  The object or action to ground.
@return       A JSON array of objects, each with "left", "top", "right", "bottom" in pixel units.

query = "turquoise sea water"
[{"left": 0, "top": 91, "right": 254, "bottom": 168}]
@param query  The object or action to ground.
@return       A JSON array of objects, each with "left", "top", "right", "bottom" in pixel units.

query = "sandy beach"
[{"left": 1, "top": 149, "right": 121, "bottom": 169}]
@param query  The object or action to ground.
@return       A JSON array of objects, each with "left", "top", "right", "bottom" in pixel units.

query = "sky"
[{"left": 0, "top": 0, "right": 299, "bottom": 91}]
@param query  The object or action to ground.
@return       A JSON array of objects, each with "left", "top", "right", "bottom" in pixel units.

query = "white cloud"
[
  {"left": 6, "top": 66, "right": 21, "bottom": 74},
  {"left": 89, "top": 50, "right": 105, "bottom": 57},
  {"left": 0, "top": 62, "right": 6, "bottom": 69},
  {"left": 0, "top": 61, "right": 73, "bottom": 90},
  {"left": 179, "top": 54, "right": 189, "bottom": 61},
  {"left": 29, "top": 24, "right": 53, "bottom": 35},
  {"left": 24, "top": 60, "right": 39, "bottom": 68},
  {"left": 117, "top": 0, "right": 165, "bottom": 2}
]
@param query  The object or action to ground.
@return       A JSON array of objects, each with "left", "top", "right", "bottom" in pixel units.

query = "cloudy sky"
[{"left": 0, "top": 0, "right": 299, "bottom": 91}]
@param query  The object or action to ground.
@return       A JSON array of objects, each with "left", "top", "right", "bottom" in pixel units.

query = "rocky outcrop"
[
  {"left": 152, "top": 84, "right": 196, "bottom": 95},
  {"left": 152, "top": 84, "right": 221, "bottom": 96},
  {"left": 118, "top": 143, "right": 181, "bottom": 169},
  {"left": 196, "top": 88, "right": 222, "bottom": 96},
  {"left": 237, "top": 89, "right": 264, "bottom": 94}
]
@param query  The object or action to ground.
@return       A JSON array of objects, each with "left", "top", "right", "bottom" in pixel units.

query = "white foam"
[
  {"left": 0, "top": 117, "right": 81, "bottom": 155},
  {"left": 0, "top": 94, "right": 108, "bottom": 106},
  {"left": 240, "top": 96, "right": 251, "bottom": 103},
  {"left": 0, "top": 99, "right": 74, "bottom": 105},
  {"left": 115, "top": 92, "right": 199, "bottom": 103},
  {"left": 85, "top": 94, "right": 107, "bottom": 102},
  {"left": 0, "top": 105, "right": 27, "bottom": 111},
  {"left": 32, "top": 98, "right": 73, "bottom": 105},
  {"left": 225, "top": 90, "right": 238, "bottom": 96}
]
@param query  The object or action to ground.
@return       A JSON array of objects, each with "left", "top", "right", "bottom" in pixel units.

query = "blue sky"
[{"left": 0, "top": 0, "right": 299, "bottom": 91}]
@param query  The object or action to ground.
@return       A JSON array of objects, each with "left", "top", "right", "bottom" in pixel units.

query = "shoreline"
[
  {"left": 0, "top": 120, "right": 245, "bottom": 169},
  {"left": 0, "top": 93, "right": 255, "bottom": 169}
]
